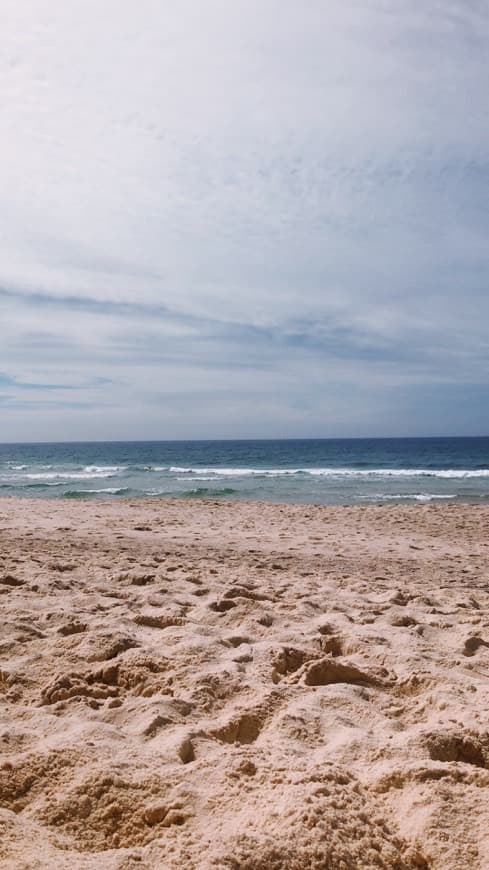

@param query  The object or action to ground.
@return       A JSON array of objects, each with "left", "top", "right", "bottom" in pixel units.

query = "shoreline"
[
  {"left": 1, "top": 492, "right": 489, "bottom": 506},
  {"left": 1, "top": 498, "right": 488, "bottom": 867}
]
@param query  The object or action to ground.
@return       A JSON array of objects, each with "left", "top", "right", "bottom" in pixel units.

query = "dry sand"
[{"left": 0, "top": 497, "right": 488, "bottom": 869}]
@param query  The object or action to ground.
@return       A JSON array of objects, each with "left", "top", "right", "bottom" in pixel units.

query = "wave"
[
  {"left": 167, "top": 466, "right": 489, "bottom": 479},
  {"left": 364, "top": 493, "right": 457, "bottom": 502},
  {"left": 85, "top": 487, "right": 130, "bottom": 494},
  {"left": 25, "top": 482, "right": 66, "bottom": 489},
  {"left": 124, "top": 465, "right": 173, "bottom": 472},
  {"left": 83, "top": 465, "right": 126, "bottom": 473},
  {"left": 0, "top": 481, "right": 65, "bottom": 489},
  {"left": 170, "top": 467, "right": 308, "bottom": 476},
  {"left": 176, "top": 476, "right": 223, "bottom": 482},
  {"left": 62, "top": 487, "right": 130, "bottom": 498},
  {"left": 5, "top": 463, "right": 488, "bottom": 481},
  {"left": 169, "top": 466, "right": 298, "bottom": 475},
  {"left": 120, "top": 465, "right": 170, "bottom": 472},
  {"left": 22, "top": 469, "right": 120, "bottom": 481},
  {"left": 352, "top": 469, "right": 489, "bottom": 479},
  {"left": 137, "top": 487, "right": 237, "bottom": 497}
]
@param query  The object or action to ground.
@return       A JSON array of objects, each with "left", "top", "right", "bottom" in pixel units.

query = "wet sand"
[{"left": 0, "top": 497, "right": 488, "bottom": 868}]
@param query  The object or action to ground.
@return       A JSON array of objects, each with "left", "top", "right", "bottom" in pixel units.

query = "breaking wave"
[{"left": 165, "top": 467, "right": 489, "bottom": 479}]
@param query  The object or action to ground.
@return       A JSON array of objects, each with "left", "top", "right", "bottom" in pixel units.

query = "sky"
[{"left": 1, "top": 0, "right": 489, "bottom": 441}]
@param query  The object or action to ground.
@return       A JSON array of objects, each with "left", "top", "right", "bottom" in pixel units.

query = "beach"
[{"left": 1, "top": 496, "right": 488, "bottom": 868}]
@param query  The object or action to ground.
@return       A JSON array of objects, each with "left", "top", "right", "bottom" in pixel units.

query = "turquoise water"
[{"left": 0, "top": 438, "right": 488, "bottom": 504}]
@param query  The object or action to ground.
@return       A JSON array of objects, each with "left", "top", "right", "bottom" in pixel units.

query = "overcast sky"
[{"left": 2, "top": 0, "right": 488, "bottom": 441}]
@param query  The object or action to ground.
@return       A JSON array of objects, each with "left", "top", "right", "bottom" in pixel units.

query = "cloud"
[{"left": 1, "top": 0, "right": 488, "bottom": 439}]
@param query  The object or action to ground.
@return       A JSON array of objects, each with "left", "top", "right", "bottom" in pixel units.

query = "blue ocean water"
[{"left": 0, "top": 438, "right": 488, "bottom": 504}]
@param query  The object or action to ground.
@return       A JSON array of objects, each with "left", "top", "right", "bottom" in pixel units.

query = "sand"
[{"left": 0, "top": 497, "right": 488, "bottom": 869}]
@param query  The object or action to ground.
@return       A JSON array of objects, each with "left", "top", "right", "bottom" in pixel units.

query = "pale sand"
[{"left": 0, "top": 498, "right": 488, "bottom": 869}]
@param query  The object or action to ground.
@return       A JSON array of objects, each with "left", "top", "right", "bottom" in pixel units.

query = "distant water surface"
[{"left": 0, "top": 438, "right": 488, "bottom": 505}]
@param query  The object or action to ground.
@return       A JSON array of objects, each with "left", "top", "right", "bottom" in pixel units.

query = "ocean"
[{"left": 0, "top": 437, "right": 488, "bottom": 505}]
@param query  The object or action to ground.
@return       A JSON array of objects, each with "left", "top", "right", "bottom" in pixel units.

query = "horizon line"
[{"left": 0, "top": 434, "right": 488, "bottom": 446}]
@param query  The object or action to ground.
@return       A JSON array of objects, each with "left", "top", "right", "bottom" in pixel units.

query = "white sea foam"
[
  {"left": 74, "top": 487, "right": 128, "bottom": 494},
  {"left": 4, "top": 464, "right": 489, "bottom": 483},
  {"left": 23, "top": 471, "right": 117, "bottom": 480},
  {"left": 176, "top": 476, "right": 222, "bottom": 482},
  {"left": 170, "top": 467, "right": 305, "bottom": 476},
  {"left": 83, "top": 465, "right": 126, "bottom": 473},
  {"left": 293, "top": 468, "right": 489, "bottom": 479},
  {"left": 365, "top": 493, "right": 457, "bottom": 502},
  {"left": 166, "top": 466, "right": 489, "bottom": 479},
  {"left": 142, "top": 489, "right": 169, "bottom": 496}
]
